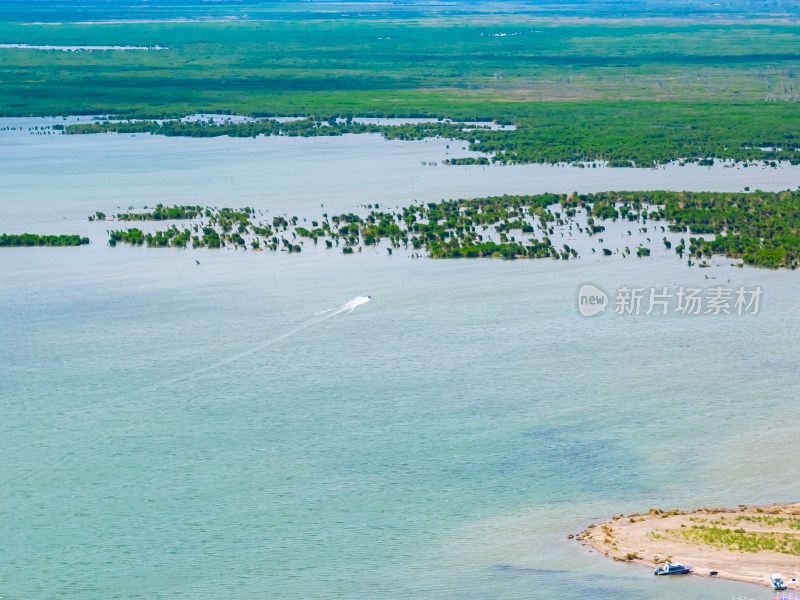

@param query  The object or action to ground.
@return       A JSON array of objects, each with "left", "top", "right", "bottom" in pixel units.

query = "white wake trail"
[
  {"left": 157, "top": 296, "right": 371, "bottom": 389},
  {"left": 314, "top": 295, "right": 371, "bottom": 316}
]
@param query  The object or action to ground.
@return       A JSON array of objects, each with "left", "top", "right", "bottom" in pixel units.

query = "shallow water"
[{"left": 1, "top": 127, "right": 799, "bottom": 600}]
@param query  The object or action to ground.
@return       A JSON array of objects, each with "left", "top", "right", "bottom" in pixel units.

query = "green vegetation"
[
  {"left": 112, "top": 204, "right": 205, "bottom": 221},
  {"left": 108, "top": 227, "right": 194, "bottom": 248},
  {"left": 64, "top": 104, "right": 800, "bottom": 167},
  {"left": 9, "top": 190, "right": 799, "bottom": 267},
  {"left": 0, "top": 233, "right": 89, "bottom": 246},
  {"left": 5, "top": 17, "right": 800, "bottom": 165},
  {"left": 583, "top": 189, "right": 800, "bottom": 268},
  {"left": 4, "top": 17, "right": 800, "bottom": 114},
  {"left": 100, "top": 204, "right": 267, "bottom": 248},
  {"left": 675, "top": 525, "right": 800, "bottom": 555},
  {"left": 731, "top": 515, "right": 800, "bottom": 529},
  {"left": 9, "top": 7, "right": 800, "bottom": 265},
  {"left": 93, "top": 189, "right": 800, "bottom": 268}
]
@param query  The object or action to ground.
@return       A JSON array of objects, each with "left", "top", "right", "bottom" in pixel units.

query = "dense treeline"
[
  {"left": 0, "top": 233, "right": 89, "bottom": 246},
  {"left": 66, "top": 118, "right": 479, "bottom": 140},
  {"left": 66, "top": 105, "right": 800, "bottom": 167}
]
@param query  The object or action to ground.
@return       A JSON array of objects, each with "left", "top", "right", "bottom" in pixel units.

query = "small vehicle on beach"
[
  {"left": 653, "top": 561, "right": 692, "bottom": 575},
  {"left": 770, "top": 574, "right": 787, "bottom": 590}
]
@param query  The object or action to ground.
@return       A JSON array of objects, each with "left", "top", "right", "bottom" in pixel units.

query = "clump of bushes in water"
[
  {"left": 91, "top": 189, "right": 800, "bottom": 268},
  {"left": 109, "top": 228, "right": 144, "bottom": 246},
  {"left": 106, "top": 206, "right": 271, "bottom": 249},
  {"left": 574, "top": 189, "right": 800, "bottom": 268},
  {"left": 444, "top": 157, "right": 490, "bottom": 166},
  {"left": 112, "top": 204, "right": 205, "bottom": 221},
  {"left": 0, "top": 233, "right": 89, "bottom": 246}
]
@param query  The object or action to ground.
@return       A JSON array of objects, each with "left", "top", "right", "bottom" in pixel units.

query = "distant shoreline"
[
  {"left": 0, "top": 43, "right": 166, "bottom": 51},
  {"left": 579, "top": 503, "right": 800, "bottom": 588}
]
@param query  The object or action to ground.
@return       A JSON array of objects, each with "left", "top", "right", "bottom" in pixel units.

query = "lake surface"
[{"left": 2, "top": 122, "right": 799, "bottom": 600}]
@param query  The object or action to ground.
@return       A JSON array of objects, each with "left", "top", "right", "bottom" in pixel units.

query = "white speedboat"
[
  {"left": 653, "top": 561, "right": 691, "bottom": 575},
  {"left": 770, "top": 573, "right": 787, "bottom": 590}
]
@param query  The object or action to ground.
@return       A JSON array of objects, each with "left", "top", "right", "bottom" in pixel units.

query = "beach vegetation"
[{"left": 676, "top": 525, "right": 800, "bottom": 555}]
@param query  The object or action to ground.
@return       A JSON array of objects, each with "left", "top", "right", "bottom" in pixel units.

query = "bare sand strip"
[{"left": 578, "top": 503, "right": 800, "bottom": 589}]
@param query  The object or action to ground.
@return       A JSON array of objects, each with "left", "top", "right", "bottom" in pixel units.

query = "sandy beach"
[{"left": 580, "top": 503, "right": 800, "bottom": 589}]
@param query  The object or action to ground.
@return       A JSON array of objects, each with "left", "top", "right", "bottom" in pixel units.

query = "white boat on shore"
[
  {"left": 770, "top": 573, "right": 787, "bottom": 590},
  {"left": 653, "top": 561, "right": 691, "bottom": 575}
]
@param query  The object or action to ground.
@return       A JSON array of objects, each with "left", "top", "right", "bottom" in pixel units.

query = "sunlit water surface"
[{"left": 2, "top": 121, "right": 799, "bottom": 600}]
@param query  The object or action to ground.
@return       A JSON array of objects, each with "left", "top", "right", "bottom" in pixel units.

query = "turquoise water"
[{"left": 2, "top": 127, "right": 800, "bottom": 600}]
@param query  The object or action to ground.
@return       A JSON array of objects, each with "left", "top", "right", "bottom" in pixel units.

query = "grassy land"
[
  {"left": 674, "top": 523, "right": 800, "bottom": 555},
  {"left": 2, "top": 18, "right": 800, "bottom": 116},
  {"left": 0, "top": 13, "right": 800, "bottom": 165},
  {"left": 4, "top": 14, "right": 800, "bottom": 164}
]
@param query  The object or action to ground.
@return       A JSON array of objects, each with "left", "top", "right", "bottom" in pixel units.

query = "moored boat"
[
  {"left": 654, "top": 561, "right": 691, "bottom": 575},
  {"left": 770, "top": 574, "right": 787, "bottom": 591}
]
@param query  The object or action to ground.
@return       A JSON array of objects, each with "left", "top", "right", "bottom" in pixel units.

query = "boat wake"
[
  {"left": 314, "top": 295, "right": 371, "bottom": 316},
  {"left": 157, "top": 296, "right": 371, "bottom": 389}
]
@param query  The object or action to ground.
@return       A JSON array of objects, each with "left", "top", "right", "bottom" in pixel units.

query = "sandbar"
[{"left": 579, "top": 503, "right": 800, "bottom": 589}]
